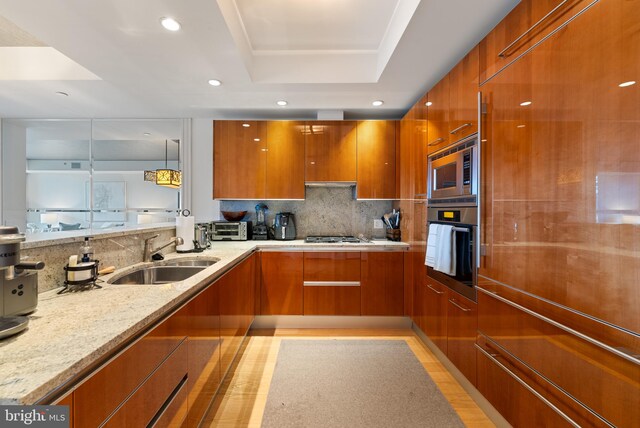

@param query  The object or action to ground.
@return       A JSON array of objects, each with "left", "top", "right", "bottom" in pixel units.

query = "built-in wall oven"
[
  {"left": 428, "top": 134, "right": 477, "bottom": 205},
  {"left": 426, "top": 206, "right": 477, "bottom": 302}
]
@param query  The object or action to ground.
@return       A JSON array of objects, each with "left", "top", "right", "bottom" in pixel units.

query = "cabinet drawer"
[
  {"left": 478, "top": 288, "right": 639, "bottom": 427},
  {"left": 303, "top": 285, "right": 361, "bottom": 316},
  {"left": 104, "top": 340, "right": 188, "bottom": 427},
  {"left": 303, "top": 252, "right": 360, "bottom": 282},
  {"left": 74, "top": 318, "right": 186, "bottom": 427},
  {"left": 479, "top": 0, "right": 597, "bottom": 83}
]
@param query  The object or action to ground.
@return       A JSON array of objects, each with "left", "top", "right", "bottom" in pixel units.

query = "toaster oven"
[{"left": 210, "top": 221, "right": 253, "bottom": 241}]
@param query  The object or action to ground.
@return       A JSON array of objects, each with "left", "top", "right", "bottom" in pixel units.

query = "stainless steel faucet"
[{"left": 143, "top": 235, "right": 184, "bottom": 262}]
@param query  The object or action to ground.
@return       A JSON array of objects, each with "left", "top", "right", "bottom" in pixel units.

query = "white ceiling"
[{"left": 0, "top": 0, "right": 519, "bottom": 119}]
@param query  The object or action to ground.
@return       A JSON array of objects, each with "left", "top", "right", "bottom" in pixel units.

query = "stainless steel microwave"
[{"left": 428, "top": 135, "right": 477, "bottom": 204}]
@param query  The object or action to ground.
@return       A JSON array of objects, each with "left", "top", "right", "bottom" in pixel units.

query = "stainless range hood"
[{"left": 304, "top": 182, "right": 356, "bottom": 188}]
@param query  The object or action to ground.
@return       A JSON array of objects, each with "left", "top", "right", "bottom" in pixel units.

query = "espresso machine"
[
  {"left": 0, "top": 226, "right": 45, "bottom": 339},
  {"left": 253, "top": 203, "right": 269, "bottom": 240}
]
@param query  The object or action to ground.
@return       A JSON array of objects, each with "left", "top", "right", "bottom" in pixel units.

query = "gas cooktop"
[{"left": 305, "top": 236, "right": 361, "bottom": 243}]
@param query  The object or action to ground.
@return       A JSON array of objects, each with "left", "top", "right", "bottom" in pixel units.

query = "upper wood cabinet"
[
  {"left": 479, "top": 0, "right": 596, "bottom": 83},
  {"left": 265, "top": 121, "right": 305, "bottom": 199},
  {"left": 412, "top": 95, "right": 428, "bottom": 198},
  {"left": 426, "top": 75, "right": 450, "bottom": 154},
  {"left": 305, "top": 121, "right": 357, "bottom": 182},
  {"left": 214, "top": 120, "right": 267, "bottom": 199},
  {"left": 356, "top": 120, "right": 397, "bottom": 199},
  {"left": 448, "top": 45, "right": 479, "bottom": 142}
]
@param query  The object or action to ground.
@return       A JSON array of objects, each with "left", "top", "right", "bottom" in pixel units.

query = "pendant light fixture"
[{"left": 144, "top": 139, "right": 182, "bottom": 188}]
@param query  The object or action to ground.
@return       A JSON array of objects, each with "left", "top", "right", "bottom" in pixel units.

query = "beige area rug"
[{"left": 261, "top": 340, "right": 465, "bottom": 428}]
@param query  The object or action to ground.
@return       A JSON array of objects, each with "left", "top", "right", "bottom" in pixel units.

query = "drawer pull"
[
  {"left": 303, "top": 281, "right": 360, "bottom": 287},
  {"left": 498, "top": 0, "right": 569, "bottom": 58},
  {"left": 428, "top": 137, "right": 445, "bottom": 147},
  {"left": 426, "top": 284, "right": 444, "bottom": 295},
  {"left": 448, "top": 299, "right": 471, "bottom": 312},
  {"left": 449, "top": 123, "right": 472, "bottom": 135}
]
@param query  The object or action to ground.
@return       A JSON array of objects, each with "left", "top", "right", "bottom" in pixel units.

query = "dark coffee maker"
[{"left": 273, "top": 212, "right": 296, "bottom": 240}]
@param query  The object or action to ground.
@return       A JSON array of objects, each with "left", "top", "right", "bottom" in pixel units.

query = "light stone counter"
[{"left": 0, "top": 240, "right": 408, "bottom": 405}]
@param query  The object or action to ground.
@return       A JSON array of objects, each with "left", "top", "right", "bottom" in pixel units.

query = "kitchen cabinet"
[
  {"left": 420, "top": 277, "right": 448, "bottom": 354},
  {"left": 213, "top": 120, "right": 267, "bottom": 199},
  {"left": 446, "top": 293, "right": 477, "bottom": 385},
  {"left": 219, "top": 254, "right": 256, "bottom": 378},
  {"left": 360, "top": 251, "right": 404, "bottom": 316},
  {"left": 265, "top": 121, "right": 306, "bottom": 199},
  {"left": 303, "top": 252, "right": 361, "bottom": 315},
  {"left": 448, "top": 45, "right": 479, "bottom": 142},
  {"left": 426, "top": 75, "right": 450, "bottom": 154},
  {"left": 305, "top": 121, "right": 357, "bottom": 183},
  {"left": 55, "top": 394, "right": 73, "bottom": 427},
  {"left": 260, "top": 251, "right": 303, "bottom": 315},
  {"left": 356, "top": 120, "right": 397, "bottom": 199},
  {"left": 479, "top": 0, "right": 596, "bottom": 83}
]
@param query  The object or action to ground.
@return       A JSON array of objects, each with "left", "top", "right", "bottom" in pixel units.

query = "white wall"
[{"left": 190, "top": 118, "right": 220, "bottom": 223}]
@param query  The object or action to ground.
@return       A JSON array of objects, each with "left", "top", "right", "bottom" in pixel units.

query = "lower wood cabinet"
[
  {"left": 303, "top": 286, "right": 361, "bottom": 316},
  {"left": 303, "top": 252, "right": 361, "bottom": 316},
  {"left": 260, "top": 251, "right": 303, "bottom": 315},
  {"left": 360, "top": 252, "right": 404, "bottom": 316},
  {"left": 446, "top": 293, "right": 477, "bottom": 385},
  {"left": 419, "top": 277, "right": 448, "bottom": 354}
]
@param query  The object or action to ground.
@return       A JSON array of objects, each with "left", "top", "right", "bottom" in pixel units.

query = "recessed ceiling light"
[
  {"left": 254, "top": 138, "right": 261, "bottom": 142},
  {"left": 520, "top": 101, "right": 532, "bottom": 106},
  {"left": 276, "top": 100, "right": 288, "bottom": 106},
  {"left": 208, "top": 79, "right": 222, "bottom": 86},
  {"left": 619, "top": 80, "right": 636, "bottom": 87},
  {"left": 372, "top": 100, "right": 384, "bottom": 107},
  {"left": 425, "top": 101, "right": 432, "bottom": 107},
  {"left": 143, "top": 132, "right": 151, "bottom": 136},
  {"left": 160, "top": 17, "right": 181, "bottom": 32},
  {"left": 55, "top": 91, "right": 69, "bottom": 97},
  {"left": 242, "top": 123, "right": 250, "bottom": 128}
]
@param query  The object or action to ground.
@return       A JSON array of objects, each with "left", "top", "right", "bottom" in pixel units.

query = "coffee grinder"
[
  {"left": 0, "top": 226, "right": 45, "bottom": 339},
  {"left": 253, "top": 203, "right": 269, "bottom": 240}
]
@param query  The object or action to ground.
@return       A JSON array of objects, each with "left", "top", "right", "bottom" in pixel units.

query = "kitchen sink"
[{"left": 108, "top": 258, "right": 218, "bottom": 285}]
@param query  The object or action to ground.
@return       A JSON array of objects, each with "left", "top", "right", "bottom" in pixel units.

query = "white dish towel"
[
  {"left": 435, "top": 225, "right": 456, "bottom": 276},
  {"left": 425, "top": 223, "right": 440, "bottom": 267}
]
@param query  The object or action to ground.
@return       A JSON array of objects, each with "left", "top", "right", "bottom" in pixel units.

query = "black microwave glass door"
[{"left": 434, "top": 161, "right": 458, "bottom": 190}]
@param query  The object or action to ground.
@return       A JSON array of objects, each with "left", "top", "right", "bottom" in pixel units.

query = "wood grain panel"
[
  {"left": 422, "top": 278, "right": 448, "bottom": 354},
  {"left": 305, "top": 121, "right": 357, "bottom": 182},
  {"left": 213, "top": 120, "right": 267, "bottom": 199},
  {"left": 412, "top": 94, "right": 428, "bottom": 198},
  {"left": 303, "top": 286, "right": 361, "bottom": 316},
  {"left": 446, "top": 293, "right": 477, "bottom": 386},
  {"left": 56, "top": 393, "right": 73, "bottom": 427},
  {"left": 448, "top": 45, "right": 479, "bottom": 142},
  {"left": 479, "top": 0, "right": 595, "bottom": 83},
  {"left": 356, "top": 120, "right": 397, "bottom": 199},
  {"left": 74, "top": 319, "right": 185, "bottom": 427},
  {"left": 260, "top": 252, "right": 303, "bottom": 315},
  {"left": 360, "top": 251, "right": 404, "bottom": 316},
  {"left": 303, "top": 252, "right": 360, "bottom": 281},
  {"left": 265, "top": 121, "right": 305, "bottom": 199},
  {"left": 104, "top": 342, "right": 188, "bottom": 427},
  {"left": 426, "top": 75, "right": 450, "bottom": 154}
]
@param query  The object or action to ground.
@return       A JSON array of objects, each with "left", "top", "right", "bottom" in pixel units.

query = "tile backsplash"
[{"left": 219, "top": 187, "right": 392, "bottom": 239}]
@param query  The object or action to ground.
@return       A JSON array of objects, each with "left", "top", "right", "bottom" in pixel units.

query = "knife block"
[{"left": 386, "top": 229, "right": 401, "bottom": 242}]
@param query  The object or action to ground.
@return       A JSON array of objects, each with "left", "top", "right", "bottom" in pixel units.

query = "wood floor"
[{"left": 202, "top": 329, "right": 495, "bottom": 428}]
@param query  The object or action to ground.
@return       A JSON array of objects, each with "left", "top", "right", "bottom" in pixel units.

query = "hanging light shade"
[{"left": 143, "top": 139, "right": 182, "bottom": 188}]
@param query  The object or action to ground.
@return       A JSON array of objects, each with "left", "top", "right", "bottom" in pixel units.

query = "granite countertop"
[{"left": 0, "top": 239, "right": 408, "bottom": 405}]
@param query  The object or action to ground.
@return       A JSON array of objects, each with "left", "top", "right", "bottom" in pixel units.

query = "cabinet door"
[
  {"left": 213, "top": 120, "right": 266, "bottom": 199},
  {"left": 219, "top": 254, "right": 256, "bottom": 377},
  {"left": 479, "top": 0, "right": 596, "bottom": 83},
  {"left": 266, "top": 121, "right": 305, "bottom": 199},
  {"left": 426, "top": 76, "right": 450, "bottom": 154},
  {"left": 423, "top": 278, "right": 448, "bottom": 354},
  {"left": 303, "top": 252, "right": 361, "bottom": 315},
  {"left": 412, "top": 95, "right": 428, "bottom": 198},
  {"left": 448, "top": 46, "right": 479, "bottom": 142},
  {"left": 360, "top": 251, "right": 404, "bottom": 316},
  {"left": 261, "top": 251, "right": 303, "bottom": 315},
  {"left": 399, "top": 112, "right": 415, "bottom": 200},
  {"left": 356, "top": 120, "right": 396, "bottom": 199},
  {"left": 56, "top": 394, "right": 73, "bottom": 428},
  {"left": 446, "top": 293, "right": 477, "bottom": 385},
  {"left": 305, "top": 121, "right": 357, "bottom": 182}
]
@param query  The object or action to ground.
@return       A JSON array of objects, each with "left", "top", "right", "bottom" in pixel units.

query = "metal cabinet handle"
[
  {"left": 449, "top": 123, "right": 472, "bottom": 135},
  {"left": 426, "top": 284, "right": 444, "bottom": 295},
  {"left": 498, "top": 0, "right": 569, "bottom": 58},
  {"left": 428, "top": 137, "right": 445, "bottom": 147},
  {"left": 449, "top": 298, "right": 471, "bottom": 312}
]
